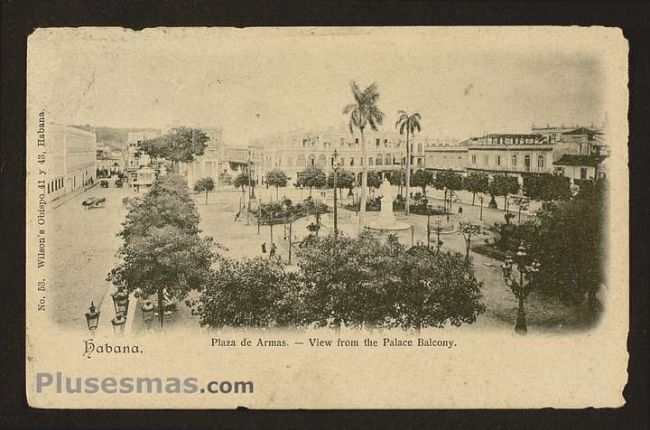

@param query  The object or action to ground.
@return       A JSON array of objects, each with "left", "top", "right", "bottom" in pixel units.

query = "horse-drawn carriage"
[{"left": 82, "top": 197, "right": 106, "bottom": 209}]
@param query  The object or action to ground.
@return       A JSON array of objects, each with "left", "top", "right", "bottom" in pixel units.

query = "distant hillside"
[{"left": 72, "top": 126, "right": 161, "bottom": 150}]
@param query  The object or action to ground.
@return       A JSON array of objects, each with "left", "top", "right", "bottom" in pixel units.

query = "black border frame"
[{"left": 1, "top": 1, "right": 648, "bottom": 429}]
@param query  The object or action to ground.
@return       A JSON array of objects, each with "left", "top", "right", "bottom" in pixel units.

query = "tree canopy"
[
  {"left": 194, "top": 177, "right": 215, "bottom": 204},
  {"left": 522, "top": 173, "right": 571, "bottom": 201},
  {"left": 266, "top": 169, "right": 288, "bottom": 188},
  {"left": 233, "top": 171, "right": 256, "bottom": 190},
  {"left": 296, "top": 167, "right": 326, "bottom": 194},
  {"left": 197, "top": 257, "right": 302, "bottom": 328},
  {"left": 327, "top": 169, "right": 355, "bottom": 190},
  {"left": 463, "top": 172, "right": 489, "bottom": 205},
  {"left": 433, "top": 171, "right": 463, "bottom": 191},
  {"left": 141, "top": 127, "right": 209, "bottom": 166},
  {"left": 410, "top": 169, "right": 433, "bottom": 195},
  {"left": 119, "top": 174, "right": 200, "bottom": 243}
]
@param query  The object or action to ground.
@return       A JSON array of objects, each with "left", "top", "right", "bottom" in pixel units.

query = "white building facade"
[{"left": 46, "top": 124, "right": 97, "bottom": 202}]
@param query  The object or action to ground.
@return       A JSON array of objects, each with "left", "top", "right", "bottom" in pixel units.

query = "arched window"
[
  {"left": 317, "top": 154, "right": 326, "bottom": 167},
  {"left": 308, "top": 154, "right": 316, "bottom": 166}
]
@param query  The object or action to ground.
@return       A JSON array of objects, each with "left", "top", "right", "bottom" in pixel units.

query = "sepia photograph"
[{"left": 24, "top": 26, "right": 629, "bottom": 409}]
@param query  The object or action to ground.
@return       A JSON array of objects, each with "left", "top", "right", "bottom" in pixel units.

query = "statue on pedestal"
[{"left": 379, "top": 178, "right": 395, "bottom": 221}]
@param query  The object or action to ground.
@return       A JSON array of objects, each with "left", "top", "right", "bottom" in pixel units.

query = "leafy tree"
[
  {"left": 522, "top": 173, "right": 571, "bottom": 201},
  {"left": 392, "top": 250, "right": 485, "bottom": 332},
  {"left": 119, "top": 174, "right": 200, "bottom": 243},
  {"left": 108, "top": 225, "right": 216, "bottom": 329},
  {"left": 265, "top": 169, "right": 289, "bottom": 200},
  {"left": 367, "top": 171, "right": 382, "bottom": 190},
  {"left": 463, "top": 172, "right": 489, "bottom": 205},
  {"left": 410, "top": 169, "right": 433, "bottom": 197},
  {"left": 327, "top": 169, "right": 355, "bottom": 203},
  {"left": 489, "top": 174, "right": 520, "bottom": 210},
  {"left": 387, "top": 170, "right": 405, "bottom": 197},
  {"left": 343, "top": 81, "right": 385, "bottom": 229},
  {"left": 396, "top": 111, "right": 422, "bottom": 215},
  {"left": 141, "top": 127, "right": 209, "bottom": 173},
  {"left": 194, "top": 177, "right": 215, "bottom": 204},
  {"left": 458, "top": 222, "right": 482, "bottom": 261},
  {"left": 297, "top": 233, "right": 398, "bottom": 329},
  {"left": 196, "top": 257, "right": 302, "bottom": 328},
  {"left": 296, "top": 166, "right": 326, "bottom": 196},
  {"left": 233, "top": 171, "right": 256, "bottom": 191},
  {"left": 433, "top": 171, "right": 463, "bottom": 212},
  {"left": 433, "top": 170, "right": 463, "bottom": 191},
  {"left": 530, "top": 179, "right": 606, "bottom": 307}
]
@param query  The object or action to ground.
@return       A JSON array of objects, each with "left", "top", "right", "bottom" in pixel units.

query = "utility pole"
[
  {"left": 288, "top": 219, "right": 293, "bottom": 265},
  {"left": 426, "top": 212, "right": 431, "bottom": 249},
  {"left": 333, "top": 149, "right": 339, "bottom": 236},
  {"left": 246, "top": 150, "right": 252, "bottom": 226}
]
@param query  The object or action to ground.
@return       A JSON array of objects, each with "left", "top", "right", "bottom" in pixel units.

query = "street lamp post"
[
  {"left": 511, "top": 196, "right": 530, "bottom": 225},
  {"left": 435, "top": 217, "right": 443, "bottom": 253},
  {"left": 478, "top": 195, "right": 484, "bottom": 221},
  {"left": 332, "top": 149, "right": 339, "bottom": 236},
  {"left": 501, "top": 242, "right": 541, "bottom": 335},
  {"left": 141, "top": 300, "right": 155, "bottom": 332},
  {"left": 426, "top": 212, "right": 431, "bottom": 250},
  {"left": 112, "top": 287, "right": 129, "bottom": 317},
  {"left": 84, "top": 301, "right": 100, "bottom": 336}
]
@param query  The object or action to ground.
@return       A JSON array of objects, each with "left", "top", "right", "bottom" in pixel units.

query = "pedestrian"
[
  {"left": 234, "top": 210, "right": 241, "bottom": 222},
  {"left": 269, "top": 243, "right": 277, "bottom": 258}
]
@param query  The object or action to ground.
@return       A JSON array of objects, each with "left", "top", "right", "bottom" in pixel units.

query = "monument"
[{"left": 366, "top": 178, "right": 411, "bottom": 232}]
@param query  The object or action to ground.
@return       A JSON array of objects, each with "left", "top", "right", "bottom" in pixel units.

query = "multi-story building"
[
  {"left": 249, "top": 126, "right": 429, "bottom": 184},
  {"left": 45, "top": 124, "right": 97, "bottom": 202},
  {"left": 424, "top": 139, "right": 467, "bottom": 172},
  {"left": 466, "top": 133, "right": 554, "bottom": 179},
  {"left": 461, "top": 126, "right": 607, "bottom": 183}
]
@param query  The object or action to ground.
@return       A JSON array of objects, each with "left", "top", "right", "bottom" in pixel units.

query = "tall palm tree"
[
  {"left": 343, "top": 81, "right": 385, "bottom": 230},
  {"left": 396, "top": 111, "right": 421, "bottom": 215}
]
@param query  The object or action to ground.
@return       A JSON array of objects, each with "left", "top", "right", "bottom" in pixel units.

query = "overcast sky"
[{"left": 29, "top": 27, "right": 610, "bottom": 146}]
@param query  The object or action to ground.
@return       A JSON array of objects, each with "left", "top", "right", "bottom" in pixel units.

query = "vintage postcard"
[{"left": 25, "top": 26, "right": 628, "bottom": 409}]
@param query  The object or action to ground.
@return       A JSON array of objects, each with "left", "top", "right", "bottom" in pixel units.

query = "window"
[
  {"left": 385, "top": 156, "right": 391, "bottom": 165},
  {"left": 417, "top": 143, "right": 423, "bottom": 154},
  {"left": 376, "top": 157, "right": 383, "bottom": 166},
  {"left": 376, "top": 138, "right": 380, "bottom": 147},
  {"left": 369, "top": 157, "right": 374, "bottom": 166},
  {"left": 512, "top": 155, "right": 517, "bottom": 167},
  {"left": 484, "top": 155, "right": 489, "bottom": 165},
  {"left": 350, "top": 158, "right": 355, "bottom": 166},
  {"left": 537, "top": 155, "right": 545, "bottom": 168},
  {"left": 355, "top": 138, "right": 359, "bottom": 144},
  {"left": 580, "top": 167, "right": 588, "bottom": 179},
  {"left": 497, "top": 155, "right": 501, "bottom": 166},
  {"left": 524, "top": 155, "right": 530, "bottom": 171},
  {"left": 472, "top": 154, "right": 477, "bottom": 164}
]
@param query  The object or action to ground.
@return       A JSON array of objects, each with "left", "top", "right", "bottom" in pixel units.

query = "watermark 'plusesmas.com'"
[{"left": 36, "top": 372, "right": 254, "bottom": 394}]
